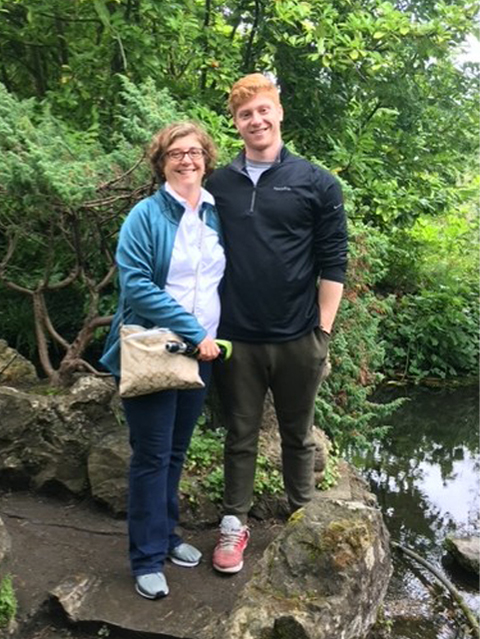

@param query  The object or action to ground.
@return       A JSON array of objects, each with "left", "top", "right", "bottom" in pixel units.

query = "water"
[{"left": 351, "top": 385, "right": 480, "bottom": 639}]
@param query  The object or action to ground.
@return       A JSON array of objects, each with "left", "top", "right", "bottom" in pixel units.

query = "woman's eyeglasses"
[{"left": 165, "top": 147, "right": 205, "bottom": 161}]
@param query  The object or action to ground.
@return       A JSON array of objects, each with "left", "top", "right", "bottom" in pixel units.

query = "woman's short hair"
[
  {"left": 149, "top": 121, "right": 217, "bottom": 182},
  {"left": 228, "top": 73, "right": 281, "bottom": 116}
]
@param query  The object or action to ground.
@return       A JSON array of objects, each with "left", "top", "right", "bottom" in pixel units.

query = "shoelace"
[{"left": 218, "top": 529, "right": 246, "bottom": 549}]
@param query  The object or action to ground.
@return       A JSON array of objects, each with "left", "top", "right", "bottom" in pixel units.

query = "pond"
[{"left": 351, "top": 385, "right": 479, "bottom": 639}]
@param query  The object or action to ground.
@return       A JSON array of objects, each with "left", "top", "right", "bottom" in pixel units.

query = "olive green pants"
[{"left": 214, "top": 328, "right": 329, "bottom": 523}]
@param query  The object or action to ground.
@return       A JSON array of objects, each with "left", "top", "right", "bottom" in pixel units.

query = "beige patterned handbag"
[{"left": 119, "top": 325, "right": 204, "bottom": 398}]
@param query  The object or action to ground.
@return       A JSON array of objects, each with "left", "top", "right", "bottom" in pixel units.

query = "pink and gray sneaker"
[{"left": 212, "top": 515, "right": 250, "bottom": 574}]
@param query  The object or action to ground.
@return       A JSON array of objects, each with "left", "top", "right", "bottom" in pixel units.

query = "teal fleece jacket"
[{"left": 100, "top": 187, "right": 223, "bottom": 378}]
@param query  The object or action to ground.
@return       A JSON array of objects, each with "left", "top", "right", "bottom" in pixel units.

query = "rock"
[
  {"left": 444, "top": 536, "right": 480, "bottom": 575},
  {"left": 88, "top": 432, "right": 130, "bottom": 515},
  {"left": 0, "top": 340, "right": 38, "bottom": 385},
  {"left": 69, "top": 374, "right": 118, "bottom": 406},
  {"left": 0, "top": 516, "right": 11, "bottom": 567},
  {"left": 47, "top": 464, "right": 389, "bottom": 639},
  {"left": 205, "top": 462, "right": 392, "bottom": 639},
  {"left": 259, "top": 390, "right": 330, "bottom": 480},
  {"left": 50, "top": 574, "right": 102, "bottom": 622},
  {"left": 0, "top": 377, "right": 119, "bottom": 495}
]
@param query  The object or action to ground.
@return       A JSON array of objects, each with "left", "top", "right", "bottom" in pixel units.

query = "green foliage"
[
  {"left": 382, "top": 289, "right": 478, "bottom": 381},
  {"left": 184, "top": 426, "right": 224, "bottom": 476},
  {"left": 0, "top": 0, "right": 477, "bottom": 444},
  {"left": 263, "top": 0, "right": 479, "bottom": 228},
  {"left": 316, "top": 296, "right": 401, "bottom": 452},
  {"left": 97, "top": 624, "right": 111, "bottom": 638},
  {"left": 0, "top": 575, "right": 17, "bottom": 629},
  {"left": 315, "top": 220, "right": 403, "bottom": 452},
  {"left": 0, "top": 0, "right": 244, "bottom": 130},
  {"left": 114, "top": 77, "right": 182, "bottom": 147},
  {"left": 254, "top": 456, "right": 284, "bottom": 496},
  {"left": 380, "top": 200, "right": 479, "bottom": 380},
  {"left": 182, "top": 422, "right": 284, "bottom": 504},
  {"left": 0, "top": 77, "right": 225, "bottom": 379},
  {"left": 317, "top": 450, "right": 340, "bottom": 490},
  {"left": 185, "top": 102, "right": 242, "bottom": 165}
]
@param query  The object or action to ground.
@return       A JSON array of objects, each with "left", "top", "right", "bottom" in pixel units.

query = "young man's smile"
[{"left": 234, "top": 94, "right": 283, "bottom": 161}]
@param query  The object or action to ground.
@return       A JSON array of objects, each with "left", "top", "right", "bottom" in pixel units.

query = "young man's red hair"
[{"left": 228, "top": 73, "right": 281, "bottom": 116}]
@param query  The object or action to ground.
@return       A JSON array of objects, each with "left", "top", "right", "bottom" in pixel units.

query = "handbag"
[{"left": 119, "top": 325, "right": 205, "bottom": 398}]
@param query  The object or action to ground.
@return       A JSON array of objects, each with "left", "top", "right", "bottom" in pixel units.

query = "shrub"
[
  {"left": 315, "top": 219, "right": 402, "bottom": 453},
  {"left": 0, "top": 575, "right": 17, "bottom": 629},
  {"left": 380, "top": 203, "right": 479, "bottom": 381},
  {"left": 182, "top": 424, "right": 284, "bottom": 503}
]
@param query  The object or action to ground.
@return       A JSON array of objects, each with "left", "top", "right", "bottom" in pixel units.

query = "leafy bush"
[
  {"left": 182, "top": 424, "right": 284, "bottom": 504},
  {"left": 0, "top": 78, "right": 233, "bottom": 382},
  {"left": 380, "top": 201, "right": 479, "bottom": 380},
  {"left": 0, "top": 575, "right": 17, "bottom": 629},
  {"left": 316, "top": 290, "right": 401, "bottom": 452},
  {"left": 315, "top": 219, "right": 403, "bottom": 452}
]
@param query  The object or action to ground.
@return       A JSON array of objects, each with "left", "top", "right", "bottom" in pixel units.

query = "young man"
[{"left": 206, "top": 74, "right": 348, "bottom": 574}]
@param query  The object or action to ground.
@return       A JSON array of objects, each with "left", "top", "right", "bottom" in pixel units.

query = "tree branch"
[
  {"left": 2, "top": 279, "right": 33, "bottom": 296},
  {"left": 33, "top": 290, "right": 55, "bottom": 379},
  {"left": 242, "top": 0, "right": 261, "bottom": 72},
  {"left": 392, "top": 541, "right": 480, "bottom": 637},
  {"left": 200, "top": 0, "right": 212, "bottom": 92},
  {"left": 98, "top": 155, "right": 146, "bottom": 190},
  {"left": 0, "top": 232, "right": 19, "bottom": 271},
  {"left": 46, "top": 266, "right": 81, "bottom": 291},
  {"left": 77, "top": 359, "right": 108, "bottom": 375},
  {"left": 39, "top": 295, "right": 69, "bottom": 350},
  {"left": 97, "top": 265, "right": 117, "bottom": 292}
]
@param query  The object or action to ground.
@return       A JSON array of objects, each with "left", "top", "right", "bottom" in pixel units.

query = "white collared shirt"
[{"left": 165, "top": 183, "right": 226, "bottom": 338}]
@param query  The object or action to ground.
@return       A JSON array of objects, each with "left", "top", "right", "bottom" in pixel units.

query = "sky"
[{"left": 456, "top": 34, "right": 480, "bottom": 63}]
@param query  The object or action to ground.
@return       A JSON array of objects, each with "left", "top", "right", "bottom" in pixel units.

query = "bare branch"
[
  {"left": 97, "top": 265, "right": 117, "bottom": 292},
  {"left": 47, "top": 266, "right": 81, "bottom": 291},
  {"left": 24, "top": 12, "right": 101, "bottom": 24},
  {"left": 2, "top": 279, "right": 33, "bottom": 295},
  {"left": 97, "top": 154, "right": 146, "bottom": 190},
  {"left": 33, "top": 291, "right": 55, "bottom": 379},
  {"left": 0, "top": 232, "right": 19, "bottom": 271},
  {"left": 200, "top": 0, "right": 212, "bottom": 91},
  {"left": 242, "top": 0, "right": 261, "bottom": 71},
  {"left": 40, "top": 295, "right": 69, "bottom": 350},
  {"left": 77, "top": 359, "right": 107, "bottom": 375},
  {"left": 82, "top": 189, "right": 146, "bottom": 208},
  {"left": 89, "top": 315, "right": 114, "bottom": 328}
]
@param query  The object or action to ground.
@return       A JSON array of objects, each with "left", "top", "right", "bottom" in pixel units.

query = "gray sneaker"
[
  {"left": 135, "top": 572, "right": 169, "bottom": 599},
  {"left": 168, "top": 542, "right": 202, "bottom": 567}
]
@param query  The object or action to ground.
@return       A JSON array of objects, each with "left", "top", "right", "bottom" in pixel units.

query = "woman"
[{"left": 100, "top": 122, "right": 225, "bottom": 599}]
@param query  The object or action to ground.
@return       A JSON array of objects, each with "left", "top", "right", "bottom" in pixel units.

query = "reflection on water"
[{"left": 350, "top": 385, "right": 480, "bottom": 639}]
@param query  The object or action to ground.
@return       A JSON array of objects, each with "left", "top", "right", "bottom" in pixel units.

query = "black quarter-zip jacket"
[{"left": 206, "top": 147, "right": 348, "bottom": 343}]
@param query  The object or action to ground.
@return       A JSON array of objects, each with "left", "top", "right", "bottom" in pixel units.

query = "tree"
[
  {"left": 243, "top": 0, "right": 479, "bottom": 227},
  {"left": 0, "top": 0, "right": 478, "bottom": 388},
  {"left": 0, "top": 80, "right": 179, "bottom": 383},
  {"left": 0, "top": 0, "right": 243, "bottom": 132}
]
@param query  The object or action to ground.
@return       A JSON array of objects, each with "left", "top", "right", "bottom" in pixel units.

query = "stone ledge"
[{"left": 202, "top": 463, "right": 391, "bottom": 639}]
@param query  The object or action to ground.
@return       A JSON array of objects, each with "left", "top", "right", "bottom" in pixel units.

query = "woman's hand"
[{"left": 196, "top": 336, "right": 221, "bottom": 361}]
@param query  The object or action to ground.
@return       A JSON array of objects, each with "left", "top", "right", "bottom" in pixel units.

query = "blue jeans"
[{"left": 122, "top": 362, "right": 211, "bottom": 576}]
